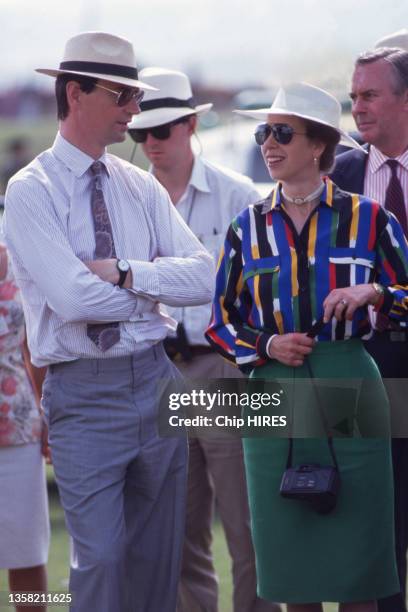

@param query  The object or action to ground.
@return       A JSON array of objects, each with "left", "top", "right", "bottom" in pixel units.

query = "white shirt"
[
  {"left": 3, "top": 133, "right": 214, "bottom": 366},
  {"left": 154, "top": 156, "right": 260, "bottom": 345}
]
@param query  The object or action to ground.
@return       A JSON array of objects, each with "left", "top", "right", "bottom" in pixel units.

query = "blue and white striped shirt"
[{"left": 3, "top": 133, "right": 214, "bottom": 366}]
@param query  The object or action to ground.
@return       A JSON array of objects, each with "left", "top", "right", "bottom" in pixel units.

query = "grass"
[{"left": 0, "top": 478, "right": 339, "bottom": 611}]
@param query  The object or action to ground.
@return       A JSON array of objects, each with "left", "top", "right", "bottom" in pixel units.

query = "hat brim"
[
  {"left": 35, "top": 68, "right": 158, "bottom": 91},
  {"left": 127, "top": 103, "right": 213, "bottom": 129},
  {"left": 234, "top": 107, "right": 365, "bottom": 152}
]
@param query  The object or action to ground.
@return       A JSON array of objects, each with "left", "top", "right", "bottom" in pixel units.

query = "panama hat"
[
  {"left": 234, "top": 82, "right": 364, "bottom": 151},
  {"left": 375, "top": 29, "right": 408, "bottom": 51},
  {"left": 36, "top": 31, "right": 157, "bottom": 90},
  {"left": 128, "top": 67, "right": 212, "bottom": 129}
]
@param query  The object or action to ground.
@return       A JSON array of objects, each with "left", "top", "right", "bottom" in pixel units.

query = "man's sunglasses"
[
  {"left": 94, "top": 83, "right": 144, "bottom": 107},
  {"left": 254, "top": 123, "right": 306, "bottom": 146},
  {"left": 128, "top": 117, "right": 189, "bottom": 143}
]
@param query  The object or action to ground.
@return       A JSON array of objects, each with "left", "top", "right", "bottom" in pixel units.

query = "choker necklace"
[{"left": 281, "top": 182, "right": 325, "bottom": 206}]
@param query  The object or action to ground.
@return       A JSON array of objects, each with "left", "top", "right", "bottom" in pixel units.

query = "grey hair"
[{"left": 355, "top": 47, "right": 408, "bottom": 94}]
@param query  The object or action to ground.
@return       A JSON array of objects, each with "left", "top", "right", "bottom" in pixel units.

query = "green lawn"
[{"left": 0, "top": 481, "right": 340, "bottom": 612}]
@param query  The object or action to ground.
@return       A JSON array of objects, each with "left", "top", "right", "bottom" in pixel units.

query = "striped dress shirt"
[
  {"left": 3, "top": 133, "right": 214, "bottom": 367},
  {"left": 364, "top": 146, "right": 408, "bottom": 211},
  {"left": 205, "top": 178, "right": 408, "bottom": 369}
]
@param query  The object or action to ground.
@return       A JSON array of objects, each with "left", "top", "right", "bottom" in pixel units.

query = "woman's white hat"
[
  {"left": 36, "top": 31, "right": 157, "bottom": 90},
  {"left": 234, "top": 82, "right": 364, "bottom": 151},
  {"left": 375, "top": 29, "right": 408, "bottom": 51},
  {"left": 128, "top": 67, "right": 213, "bottom": 129}
]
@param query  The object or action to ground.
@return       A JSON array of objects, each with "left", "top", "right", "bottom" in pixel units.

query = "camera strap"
[{"left": 285, "top": 356, "right": 339, "bottom": 471}]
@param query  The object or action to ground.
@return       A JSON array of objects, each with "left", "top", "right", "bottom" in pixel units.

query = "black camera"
[
  {"left": 163, "top": 323, "right": 193, "bottom": 361},
  {"left": 280, "top": 463, "right": 340, "bottom": 514}
]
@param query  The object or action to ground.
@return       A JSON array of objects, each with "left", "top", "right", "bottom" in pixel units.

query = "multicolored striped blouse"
[{"left": 205, "top": 178, "right": 408, "bottom": 370}]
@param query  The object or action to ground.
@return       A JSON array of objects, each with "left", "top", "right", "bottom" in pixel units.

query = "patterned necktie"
[
  {"left": 375, "top": 160, "right": 407, "bottom": 331},
  {"left": 385, "top": 159, "right": 408, "bottom": 237},
  {"left": 86, "top": 161, "right": 120, "bottom": 352}
]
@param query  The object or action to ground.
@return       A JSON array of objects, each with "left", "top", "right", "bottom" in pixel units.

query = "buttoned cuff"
[{"left": 128, "top": 260, "right": 160, "bottom": 298}]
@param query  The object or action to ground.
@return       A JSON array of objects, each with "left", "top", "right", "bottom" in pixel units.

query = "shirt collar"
[
  {"left": 149, "top": 154, "right": 210, "bottom": 194},
  {"left": 368, "top": 145, "right": 408, "bottom": 174},
  {"left": 261, "top": 177, "right": 341, "bottom": 214},
  {"left": 51, "top": 132, "right": 110, "bottom": 178},
  {"left": 188, "top": 156, "right": 211, "bottom": 193}
]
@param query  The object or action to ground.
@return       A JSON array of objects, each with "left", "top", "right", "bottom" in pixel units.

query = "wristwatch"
[
  {"left": 372, "top": 282, "right": 385, "bottom": 303},
  {"left": 116, "top": 259, "right": 130, "bottom": 287}
]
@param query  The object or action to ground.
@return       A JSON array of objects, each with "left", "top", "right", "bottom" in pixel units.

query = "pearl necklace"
[{"left": 281, "top": 182, "right": 325, "bottom": 206}]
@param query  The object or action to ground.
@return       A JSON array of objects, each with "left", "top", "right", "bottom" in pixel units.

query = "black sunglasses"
[
  {"left": 94, "top": 83, "right": 144, "bottom": 107},
  {"left": 128, "top": 117, "right": 189, "bottom": 143},
  {"left": 254, "top": 123, "right": 306, "bottom": 146}
]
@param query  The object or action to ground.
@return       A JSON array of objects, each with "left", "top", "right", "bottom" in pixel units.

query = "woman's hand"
[
  {"left": 323, "top": 284, "right": 380, "bottom": 323},
  {"left": 267, "top": 333, "right": 315, "bottom": 367},
  {"left": 41, "top": 418, "right": 52, "bottom": 464}
]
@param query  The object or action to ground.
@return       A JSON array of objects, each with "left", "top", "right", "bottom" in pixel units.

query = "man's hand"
[
  {"left": 267, "top": 333, "right": 315, "bottom": 367},
  {"left": 85, "top": 259, "right": 133, "bottom": 288},
  {"left": 323, "top": 283, "right": 380, "bottom": 323}
]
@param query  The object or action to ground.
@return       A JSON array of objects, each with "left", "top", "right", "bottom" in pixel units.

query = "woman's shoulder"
[{"left": 331, "top": 180, "right": 382, "bottom": 212}]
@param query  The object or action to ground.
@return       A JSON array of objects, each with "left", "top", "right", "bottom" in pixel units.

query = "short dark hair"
[
  {"left": 55, "top": 73, "right": 97, "bottom": 120},
  {"left": 303, "top": 119, "right": 340, "bottom": 173},
  {"left": 355, "top": 47, "right": 408, "bottom": 94}
]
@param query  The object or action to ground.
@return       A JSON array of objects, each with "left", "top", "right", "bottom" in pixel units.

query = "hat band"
[
  {"left": 59, "top": 61, "right": 138, "bottom": 80},
  {"left": 140, "top": 97, "right": 194, "bottom": 111}
]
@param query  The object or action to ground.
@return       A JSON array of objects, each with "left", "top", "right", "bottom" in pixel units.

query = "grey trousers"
[
  {"left": 42, "top": 344, "right": 188, "bottom": 612},
  {"left": 175, "top": 352, "right": 281, "bottom": 612}
]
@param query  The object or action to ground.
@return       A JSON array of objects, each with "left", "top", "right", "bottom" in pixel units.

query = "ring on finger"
[{"left": 340, "top": 298, "right": 348, "bottom": 306}]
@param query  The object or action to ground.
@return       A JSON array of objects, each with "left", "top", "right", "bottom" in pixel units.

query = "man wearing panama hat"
[
  {"left": 128, "top": 68, "right": 280, "bottom": 612},
  {"left": 206, "top": 80, "right": 408, "bottom": 610},
  {"left": 3, "top": 32, "right": 214, "bottom": 612}
]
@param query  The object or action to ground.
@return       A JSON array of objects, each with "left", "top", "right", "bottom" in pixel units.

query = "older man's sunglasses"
[
  {"left": 128, "top": 117, "right": 189, "bottom": 143},
  {"left": 254, "top": 123, "right": 306, "bottom": 146},
  {"left": 94, "top": 83, "right": 144, "bottom": 107}
]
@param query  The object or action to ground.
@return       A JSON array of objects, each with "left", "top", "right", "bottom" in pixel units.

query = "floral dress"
[{"left": 0, "top": 265, "right": 41, "bottom": 447}]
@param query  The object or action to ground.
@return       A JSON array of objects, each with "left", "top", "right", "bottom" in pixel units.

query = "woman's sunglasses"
[
  {"left": 128, "top": 117, "right": 189, "bottom": 143},
  {"left": 254, "top": 123, "right": 306, "bottom": 146},
  {"left": 94, "top": 83, "right": 144, "bottom": 107}
]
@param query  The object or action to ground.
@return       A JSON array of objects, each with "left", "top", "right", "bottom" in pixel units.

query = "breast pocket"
[
  {"left": 243, "top": 256, "right": 281, "bottom": 302},
  {"left": 199, "top": 232, "right": 224, "bottom": 265},
  {"left": 328, "top": 247, "right": 375, "bottom": 286}
]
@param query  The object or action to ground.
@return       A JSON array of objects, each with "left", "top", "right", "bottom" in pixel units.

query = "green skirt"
[{"left": 244, "top": 339, "right": 399, "bottom": 604}]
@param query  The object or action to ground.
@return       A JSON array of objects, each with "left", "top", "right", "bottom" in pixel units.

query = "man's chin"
[
  {"left": 109, "top": 131, "right": 127, "bottom": 146},
  {"left": 357, "top": 125, "right": 376, "bottom": 142}
]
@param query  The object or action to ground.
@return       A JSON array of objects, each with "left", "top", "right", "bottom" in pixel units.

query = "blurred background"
[
  {"left": 0, "top": 3, "right": 407, "bottom": 608},
  {"left": 1, "top": 0, "right": 407, "bottom": 197}
]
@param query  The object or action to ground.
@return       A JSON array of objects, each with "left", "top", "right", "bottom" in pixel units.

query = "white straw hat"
[
  {"left": 375, "top": 29, "right": 408, "bottom": 51},
  {"left": 234, "top": 82, "right": 364, "bottom": 151},
  {"left": 128, "top": 67, "right": 212, "bottom": 129},
  {"left": 36, "top": 31, "right": 157, "bottom": 90}
]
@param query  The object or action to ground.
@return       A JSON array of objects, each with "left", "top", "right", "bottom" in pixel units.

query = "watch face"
[{"left": 118, "top": 259, "right": 130, "bottom": 272}]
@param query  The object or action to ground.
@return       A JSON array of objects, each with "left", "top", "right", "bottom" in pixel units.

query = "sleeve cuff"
[
  {"left": 128, "top": 260, "right": 160, "bottom": 298},
  {"left": 256, "top": 332, "right": 277, "bottom": 360},
  {"left": 376, "top": 287, "right": 394, "bottom": 316}
]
